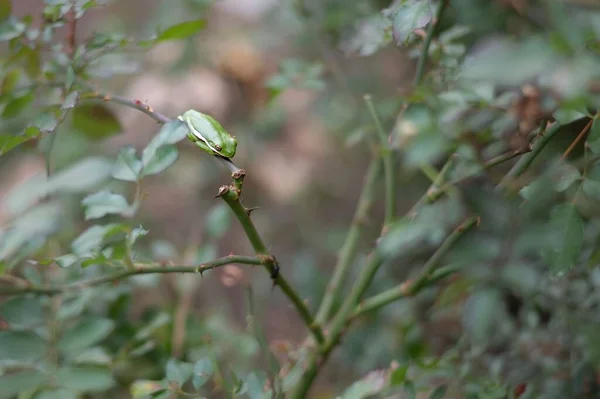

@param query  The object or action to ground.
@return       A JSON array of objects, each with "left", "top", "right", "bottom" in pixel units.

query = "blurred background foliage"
[{"left": 2, "top": 0, "right": 600, "bottom": 398}]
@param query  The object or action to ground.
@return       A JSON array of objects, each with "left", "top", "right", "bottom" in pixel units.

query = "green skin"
[{"left": 178, "top": 110, "right": 238, "bottom": 158}]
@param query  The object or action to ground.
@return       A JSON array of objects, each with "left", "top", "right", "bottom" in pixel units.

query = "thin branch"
[
  {"left": 79, "top": 91, "right": 171, "bottom": 124},
  {"left": 315, "top": 159, "right": 382, "bottom": 324},
  {"left": 561, "top": 118, "right": 593, "bottom": 160},
  {"left": 497, "top": 121, "right": 563, "bottom": 189},
  {"left": 352, "top": 216, "right": 479, "bottom": 318},
  {"left": 0, "top": 255, "right": 263, "bottom": 296},
  {"left": 413, "top": 0, "right": 449, "bottom": 86},
  {"left": 66, "top": 5, "right": 77, "bottom": 57},
  {"left": 290, "top": 216, "right": 478, "bottom": 399},
  {"left": 291, "top": 249, "right": 384, "bottom": 398},
  {"left": 408, "top": 153, "right": 458, "bottom": 215},
  {"left": 218, "top": 185, "right": 325, "bottom": 345},
  {"left": 364, "top": 95, "right": 395, "bottom": 230},
  {"left": 351, "top": 264, "right": 460, "bottom": 319}
]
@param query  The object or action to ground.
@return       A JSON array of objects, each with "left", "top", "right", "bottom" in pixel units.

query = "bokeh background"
[{"left": 2, "top": 0, "right": 421, "bottom": 396}]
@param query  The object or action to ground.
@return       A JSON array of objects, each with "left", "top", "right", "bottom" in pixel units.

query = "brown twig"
[
  {"left": 561, "top": 118, "right": 593, "bottom": 160},
  {"left": 66, "top": 5, "right": 77, "bottom": 56}
]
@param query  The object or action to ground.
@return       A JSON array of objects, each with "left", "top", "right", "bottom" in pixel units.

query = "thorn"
[{"left": 246, "top": 206, "right": 260, "bottom": 215}]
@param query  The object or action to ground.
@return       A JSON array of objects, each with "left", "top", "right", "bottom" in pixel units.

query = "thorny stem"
[
  {"left": 364, "top": 95, "right": 395, "bottom": 231},
  {"left": 79, "top": 91, "right": 171, "bottom": 124},
  {"left": 291, "top": 216, "right": 478, "bottom": 399},
  {"left": 218, "top": 185, "right": 325, "bottom": 345},
  {"left": 0, "top": 255, "right": 263, "bottom": 296},
  {"left": 315, "top": 159, "right": 382, "bottom": 324}
]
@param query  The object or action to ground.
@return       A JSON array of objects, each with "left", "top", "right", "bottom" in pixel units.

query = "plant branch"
[
  {"left": 291, "top": 215, "right": 478, "bottom": 398},
  {"left": 0, "top": 255, "right": 264, "bottom": 296},
  {"left": 408, "top": 154, "right": 458, "bottom": 215},
  {"left": 414, "top": 0, "right": 448, "bottom": 86},
  {"left": 218, "top": 185, "right": 325, "bottom": 344},
  {"left": 352, "top": 215, "right": 478, "bottom": 318},
  {"left": 291, "top": 252, "right": 385, "bottom": 398},
  {"left": 497, "top": 121, "right": 563, "bottom": 189},
  {"left": 80, "top": 91, "right": 171, "bottom": 124},
  {"left": 364, "top": 95, "right": 395, "bottom": 230},
  {"left": 315, "top": 159, "right": 382, "bottom": 324},
  {"left": 421, "top": 147, "right": 533, "bottom": 206},
  {"left": 351, "top": 264, "right": 460, "bottom": 319},
  {"left": 79, "top": 90, "right": 242, "bottom": 172},
  {"left": 561, "top": 118, "right": 593, "bottom": 160}
]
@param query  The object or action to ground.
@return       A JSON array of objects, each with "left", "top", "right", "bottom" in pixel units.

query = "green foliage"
[{"left": 2, "top": 0, "right": 600, "bottom": 398}]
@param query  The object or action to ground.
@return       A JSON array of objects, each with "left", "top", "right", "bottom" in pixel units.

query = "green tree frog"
[{"left": 178, "top": 110, "right": 238, "bottom": 158}]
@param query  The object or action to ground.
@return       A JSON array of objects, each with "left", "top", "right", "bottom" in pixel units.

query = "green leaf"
[
  {"left": 378, "top": 198, "right": 464, "bottom": 258},
  {"left": 463, "top": 288, "right": 505, "bottom": 342},
  {"left": 0, "top": 331, "right": 46, "bottom": 361},
  {"left": 583, "top": 163, "right": 600, "bottom": 199},
  {"left": 205, "top": 203, "right": 231, "bottom": 239},
  {"left": 0, "top": 370, "right": 45, "bottom": 398},
  {"left": 192, "top": 358, "right": 214, "bottom": 390},
  {"left": 429, "top": 385, "right": 448, "bottom": 399},
  {"left": 0, "top": 16, "right": 26, "bottom": 41},
  {"left": 389, "top": 364, "right": 409, "bottom": 386},
  {"left": 550, "top": 161, "right": 581, "bottom": 192},
  {"left": 553, "top": 108, "right": 587, "bottom": 124},
  {"left": 1, "top": 69, "right": 21, "bottom": 95},
  {"left": 134, "top": 312, "right": 170, "bottom": 341},
  {"left": 54, "top": 253, "right": 79, "bottom": 268},
  {"left": 32, "top": 388, "right": 78, "bottom": 399},
  {"left": 0, "top": 202, "right": 62, "bottom": 261},
  {"left": 588, "top": 118, "right": 600, "bottom": 154},
  {"left": 58, "top": 318, "right": 115, "bottom": 354},
  {"left": 156, "top": 19, "right": 206, "bottom": 42},
  {"left": 339, "top": 370, "right": 387, "bottom": 398},
  {"left": 128, "top": 225, "right": 148, "bottom": 246},
  {"left": 72, "top": 347, "right": 112, "bottom": 366},
  {"left": 82, "top": 190, "right": 134, "bottom": 220},
  {"left": 2, "top": 92, "right": 35, "bottom": 118},
  {"left": 62, "top": 91, "right": 79, "bottom": 110},
  {"left": 404, "top": 381, "right": 416, "bottom": 399},
  {"left": 47, "top": 157, "right": 113, "bottom": 193},
  {"left": 130, "top": 380, "right": 167, "bottom": 399},
  {"left": 0, "top": 133, "right": 28, "bottom": 156},
  {"left": 461, "top": 36, "right": 556, "bottom": 85},
  {"left": 72, "top": 103, "right": 121, "bottom": 140},
  {"left": 391, "top": 0, "right": 434, "bottom": 45},
  {"left": 141, "top": 120, "right": 188, "bottom": 176},
  {"left": 0, "top": 0, "right": 11, "bottom": 21},
  {"left": 33, "top": 111, "right": 60, "bottom": 133},
  {"left": 244, "top": 372, "right": 265, "bottom": 399},
  {"left": 142, "top": 145, "right": 178, "bottom": 176},
  {"left": 542, "top": 203, "right": 584, "bottom": 274},
  {"left": 112, "top": 146, "right": 143, "bottom": 181},
  {"left": 71, "top": 223, "right": 127, "bottom": 256},
  {"left": 55, "top": 366, "right": 116, "bottom": 393},
  {"left": 0, "top": 296, "right": 45, "bottom": 328},
  {"left": 165, "top": 359, "right": 194, "bottom": 386}
]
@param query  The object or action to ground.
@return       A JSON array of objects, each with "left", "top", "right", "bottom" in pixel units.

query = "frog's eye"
[{"left": 214, "top": 143, "right": 222, "bottom": 151}]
